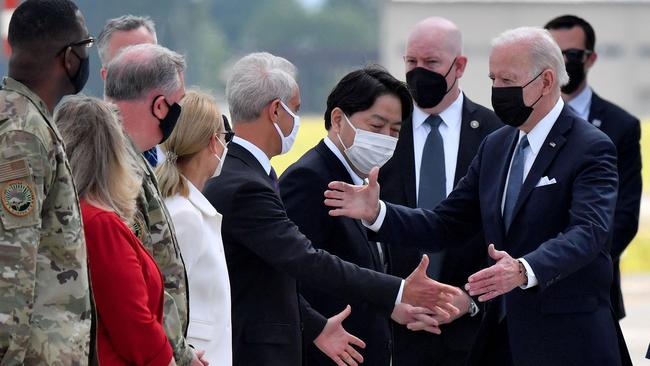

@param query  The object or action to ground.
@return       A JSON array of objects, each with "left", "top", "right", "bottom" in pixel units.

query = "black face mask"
[
  {"left": 561, "top": 60, "right": 585, "bottom": 94},
  {"left": 151, "top": 96, "right": 182, "bottom": 144},
  {"left": 66, "top": 50, "right": 90, "bottom": 93},
  {"left": 405, "top": 58, "right": 457, "bottom": 109},
  {"left": 491, "top": 71, "right": 544, "bottom": 127}
]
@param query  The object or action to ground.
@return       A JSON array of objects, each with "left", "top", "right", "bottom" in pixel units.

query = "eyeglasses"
[
  {"left": 561, "top": 48, "right": 592, "bottom": 63},
  {"left": 58, "top": 37, "right": 95, "bottom": 55},
  {"left": 216, "top": 130, "right": 235, "bottom": 144}
]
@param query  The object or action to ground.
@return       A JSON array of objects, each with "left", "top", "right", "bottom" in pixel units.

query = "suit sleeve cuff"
[
  {"left": 395, "top": 279, "right": 405, "bottom": 305},
  {"left": 362, "top": 200, "right": 386, "bottom": 232},
  {"left": 518, "top": 258, "right": 538, "bottom": 289}
]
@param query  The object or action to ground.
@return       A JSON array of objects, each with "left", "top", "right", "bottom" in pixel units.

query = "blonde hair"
[
  {"left": 156, "top": 89, "right": 223, "bottom": 198},
  {"left": 55, "top": 95, "right": 142, "bottom": 222}
]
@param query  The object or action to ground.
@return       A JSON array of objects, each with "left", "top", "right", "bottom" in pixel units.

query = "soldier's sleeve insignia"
[{"left": 2, "top": 180, "right": 35, "bottom": 217}]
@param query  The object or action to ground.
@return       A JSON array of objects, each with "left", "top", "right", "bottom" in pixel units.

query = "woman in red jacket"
[{"left": 55, "top": 96, "right": 175, "bottom": 366}]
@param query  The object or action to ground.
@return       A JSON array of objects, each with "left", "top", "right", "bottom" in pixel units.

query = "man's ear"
[
  {"left": 151, "top": 95, "right": 169, "bottom": 119},
  {"left": 330, "top": 107, "right": 344, "bottom": 134},
  {"left": 454, "top": 56, "right": 468, "bottom": 79},
  {"left": 62, "top": 47, "right": 78, "bottom": 76},
  {"left": 100, "top": 67, "right": 107, "bottom": 81},
  {"left": 266, "top": 98, "right": 281, "bottom": 123},
  {"left": 542, "top": 69, "right": 555, "bottom": 95},
  {"left": 585, "top": 51, "right": 598, "bottom": 71}
]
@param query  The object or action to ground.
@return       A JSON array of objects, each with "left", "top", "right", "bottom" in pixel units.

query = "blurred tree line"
[{"left": 76, "top": 0, "right": 380, "bottom": 114}]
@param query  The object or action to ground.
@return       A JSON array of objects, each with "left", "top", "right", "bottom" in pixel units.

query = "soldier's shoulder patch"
[
  {"left": 1, "top": 179, "right": 35, "bottom": 217},
  {"left": 131, "top": 214, "right": 146, "bottom": 243},
  {"left": 0, "top": 159, "right": 30, "bottom": 182}
]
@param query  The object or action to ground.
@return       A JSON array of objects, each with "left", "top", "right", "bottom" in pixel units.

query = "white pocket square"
[{"left": 536, "top": 176, "right": 557, "bottom": 188}]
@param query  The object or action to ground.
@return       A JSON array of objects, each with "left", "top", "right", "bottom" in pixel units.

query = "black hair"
[
  {"left": 8, "top": 0, "right": 82, "bottom": 51},
  {"left": 544, "top": 15, "right": 596, "bottom": 51},
  {"left": 324, "top": 65, "right": 413, "bottom": 130}
]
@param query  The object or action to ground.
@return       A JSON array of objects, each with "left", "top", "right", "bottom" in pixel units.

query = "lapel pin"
[
  {"left": 549, "top": 142, "right": 556, "bottom": 148},
  {"left": 470, "top": 120, "right": 480, "bottom": 129},
  {"left": 592, "top": 119, "right": 602, "bottom": 128}
]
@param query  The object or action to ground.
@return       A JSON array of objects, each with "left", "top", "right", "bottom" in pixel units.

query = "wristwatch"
[{"left": 468, "top": 297, "right": 479, "bottom": 317}]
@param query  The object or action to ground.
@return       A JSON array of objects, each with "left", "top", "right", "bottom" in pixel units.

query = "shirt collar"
[
  {"left": 567, "top": 85, "right": 592, "bottom": 120},
  {"left": 184, "top": 176, "right": 219, "bottom": 217},
  {"left": 413, "top": 92, "right": 464, "bottom": 130},
  {"left": 520, "top": 97, "right": 564, "bottom": 155},
  {"left": 324, "top": 136, "right": 364, "bottom": 185},
  {"left": 232, "top": 136, "right": 272, "bottom": 175},
  {"left": 2, "top": 77, "right": 61, "bottom": 141}
]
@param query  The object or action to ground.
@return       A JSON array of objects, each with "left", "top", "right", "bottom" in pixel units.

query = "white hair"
[
  {"left": 105, "top": 43, "right": 186, "bottom": 101},
  {"left": 491, "top": 27, "right": 569, "bottom": 87},
  {"left": 226, "top": 52, "right": 298, "bottom": 123}
]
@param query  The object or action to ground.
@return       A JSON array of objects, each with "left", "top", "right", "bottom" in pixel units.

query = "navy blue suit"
[
  {"left": 204, "top": 142, "right": 402, "bottom": 366},
  {"left": 379, "top": 96, "right": 502, "bottom": 365},
  {"left": 280, "top": 140, "right": 393, "bottom": 366},
  {"left": 588, "top": 92, "right": 642, "bottom": 320},
  {"left": 373, "top": 107, "right": 631, "bottom": 365}
]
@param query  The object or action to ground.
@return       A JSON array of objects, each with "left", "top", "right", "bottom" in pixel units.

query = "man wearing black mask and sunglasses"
[{"left": 545, "top": 15, "right": 642, "bottom": 323}]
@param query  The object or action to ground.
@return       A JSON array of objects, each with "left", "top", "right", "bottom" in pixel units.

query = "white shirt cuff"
[
  {"left": 518, "top": 258, "right": 538, "bottom": 289},
  {"left": 362, "top": 200, "right": 386, "bottom": 232},
  {"left": 395, "top": 279, "right": 405, "bottom": 304}
]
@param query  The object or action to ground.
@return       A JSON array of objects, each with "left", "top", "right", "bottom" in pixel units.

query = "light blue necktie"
[
  {"left": 418, "top": 115, "right": 446, "bottom": 279},
  {"left": 503, "top": 135, "right": 529, "bottom": 232}
]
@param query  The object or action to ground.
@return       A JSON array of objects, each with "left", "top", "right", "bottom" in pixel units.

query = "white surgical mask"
[
  {"left": 212, "top": 137, "right": 228, "bottom": 178},
  {"left": 273, "top": 101, "right": 301, "bottom": 155},
  {"left": 337, "top": 113, "right": 397, "bottom": 175}
]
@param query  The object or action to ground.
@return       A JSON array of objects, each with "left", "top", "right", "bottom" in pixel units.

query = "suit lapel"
[
  {"left": 315, "top": 141, "right": 384, "bottom": 269},
  {"left": 494, "top": 129, "right": 520, "bottom": 239},
  {"left": 588, "top": 92, "right": 606, "bottom": 127},
  {"left": 455, "top": 96, "right": 484, "bottom": 185},
  {"left": 510, "top": 108, "right": 572, "bottom": 221},
  {"left": 230, "top": 142, "right": 276, "bottom": 189},
  {"left": 396, "top": 118, "right": 417, "bottom": 207}
]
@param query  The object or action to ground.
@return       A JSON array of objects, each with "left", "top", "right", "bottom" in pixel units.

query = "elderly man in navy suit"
[
  {"left": 545, "top": 15, "right": 642, "bottom": 322},
  {"left": 324, "top": 27, "right": 632, "bottom": 366}
]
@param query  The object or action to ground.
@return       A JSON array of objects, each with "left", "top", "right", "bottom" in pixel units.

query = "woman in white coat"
[{"left": 156, "top": 90, "right": 233, "bottom": 365}]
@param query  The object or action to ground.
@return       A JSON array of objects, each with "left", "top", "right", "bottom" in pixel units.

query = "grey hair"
[
  {"left": 55, "top": 95, "right": 142, "bottom": 222},
  {"left": 491, "top": 27, "right": 569, "bottom": 87},
  {"left": 105, "top": 43, "right": 186, "bottom": 101},
  {"left": 226, "top": 52, "right": 298, "bottom": 123},
  {"left": 97, "top": 15, "right": 157, "bottom": 66}
]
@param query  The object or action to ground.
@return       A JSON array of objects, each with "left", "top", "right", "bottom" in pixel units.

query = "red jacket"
[{"left": 81, "top": 200, "right": 172, "bottom": 365}]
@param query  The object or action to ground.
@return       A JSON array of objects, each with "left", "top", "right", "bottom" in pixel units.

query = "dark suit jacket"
[
  {"left": 588, "top": 92, "right": 642, "bottom": 320},
  {"left": 374, "top": 107, "right": 631, "bottom": 366},
  {"left": 378, "top": 95, "right": 502, "bottom": 360},
  {"left": 280, "top": 140, "right": 393, "bottom": 366},
  {"left": 204, "top": 142, "right": 402, "bottom": 366}
]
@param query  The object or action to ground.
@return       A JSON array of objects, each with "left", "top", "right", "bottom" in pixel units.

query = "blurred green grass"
[{"left": 272, "top": 117, "right": 650, "bottom": 272}]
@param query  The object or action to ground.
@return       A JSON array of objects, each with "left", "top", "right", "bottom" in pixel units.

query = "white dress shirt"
[
  {"left": 367, "top": 98, "right": 566, "bottom": 290},
  {"left": 164, "top": 178, "right": 232, "bottom": 365},
  {"left": 412, "top": 92, "right": 464, "bottom": 200},
  {"left": 566, "top": 86, "right": 592, "bottom": 121}
]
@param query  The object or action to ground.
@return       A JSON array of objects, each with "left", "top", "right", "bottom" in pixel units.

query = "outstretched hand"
[
  {"left": 402, "top": 255, "right": 463, "bottom": 317},
  {"left": 314, "top": 305, "right": 366, "bottom": 366},
  {"left": 465, "top": 244, "right": 527, "bottom": 302},
  {"left": 325, "top": 166, "right": 381, "bottom": 222}
]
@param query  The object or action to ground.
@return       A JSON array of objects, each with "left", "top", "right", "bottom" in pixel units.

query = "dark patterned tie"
[
  {"left": 418, "top": 115, "right": 446, "bottom": 280},
  {"left": 503, "top": 135, "right": 529, "bottom": 232},
  {"left": 269, "top": 167, "right": 280, "bottom": 193}
]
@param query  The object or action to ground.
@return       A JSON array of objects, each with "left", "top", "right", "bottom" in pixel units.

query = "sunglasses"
[
  {"left": 561, "top": 48, "right": 593, "bottom": 63},
  {"left": 216, "top": 130, "right": 235, "bottom": 144}
]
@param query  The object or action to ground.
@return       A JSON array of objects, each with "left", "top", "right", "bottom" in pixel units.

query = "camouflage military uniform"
[
  {"left": 131, "top": 154, "right": 193, "bottom": 365},
  {"left": 0, "top": 77, "right": 91, "bottom": 365}
]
